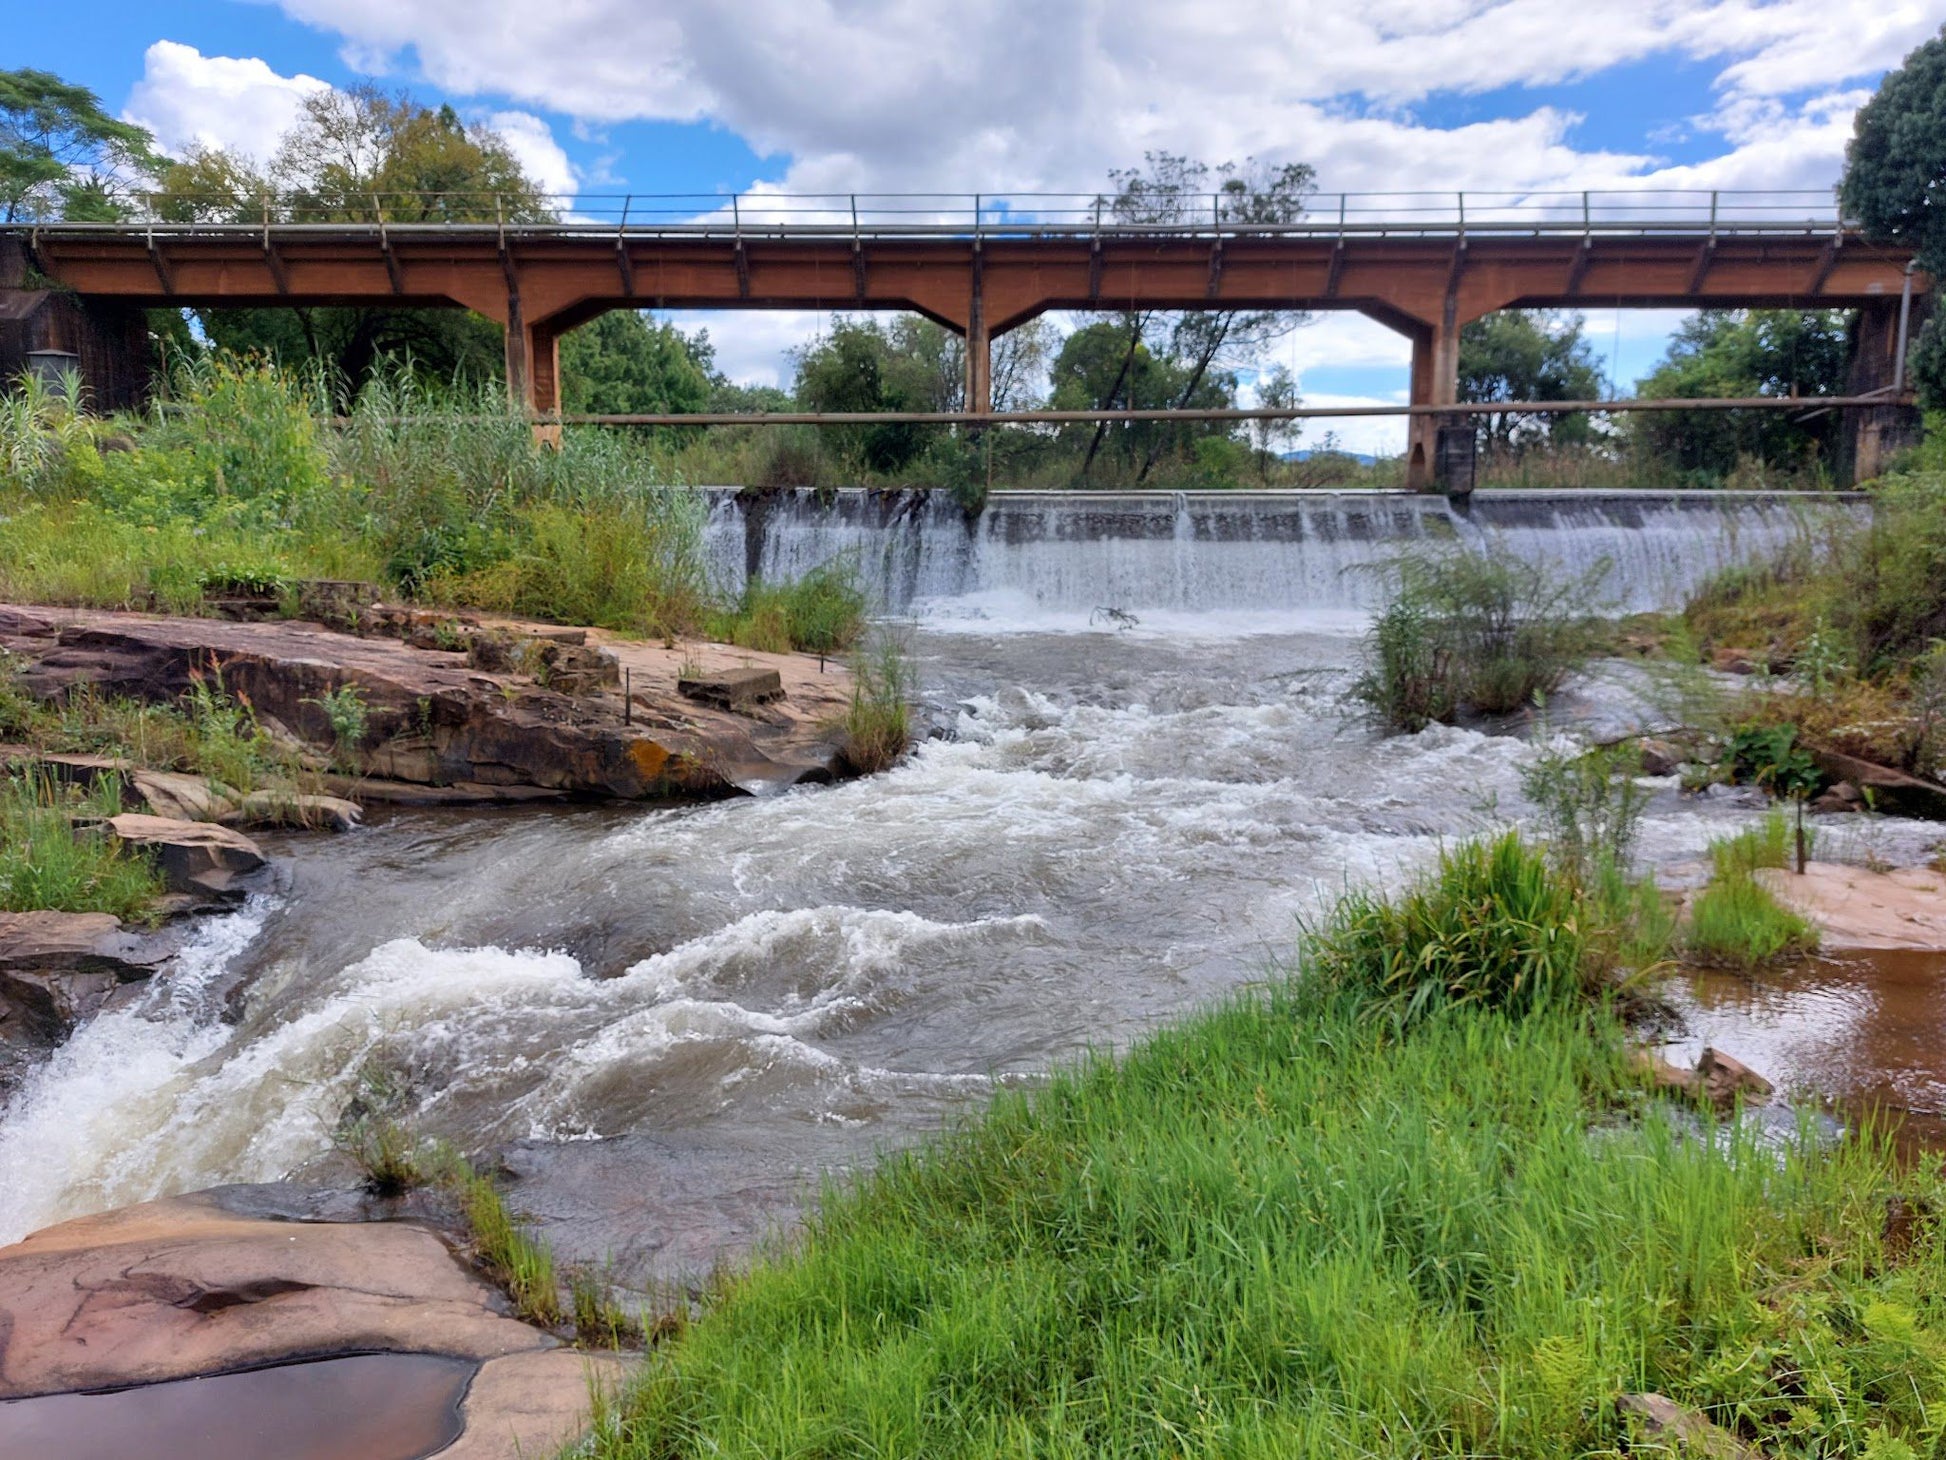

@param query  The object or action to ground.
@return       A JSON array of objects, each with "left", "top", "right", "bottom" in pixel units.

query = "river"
[{"left": 0, "top": 489, "right": 1935, "bottom": 1281}]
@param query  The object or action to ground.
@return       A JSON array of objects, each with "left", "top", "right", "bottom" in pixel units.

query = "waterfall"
[{"left": 701, "top": 488, "right": 1861, "bottom": 619}]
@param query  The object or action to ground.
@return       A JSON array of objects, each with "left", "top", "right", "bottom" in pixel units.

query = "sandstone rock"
[
  {"left": 220, "top": 789, "right": 362, "bottom": 833},
  {"left": 1617, "top": 1393, "right": 1761, "bottom": 1460},
  {"left": 1697, "top": 1047, "right": 1775, "bottom": 1109},
  {"left": 0, "top": 1194, "right": 554, "bottom": 1400},
  {"left": 1810, "top": 780, "right": 1863, "bottom": 814},
  {"left": 440, "top": 1350, "right": 629, "bottom": 1460},
  {"left": 99, "top": 813, "right": 267, "bottom": 898},
  {"left": 2, "top": 605, "right": 854, "bottom": 801},
  {"left": 1755, "top": 861, "right": 1946, "bottom": 950},
  {"left": 1807, "top": 745, "right": 1946, "bottom": 820},
  {"left": 129, "top": 767, "right": 235, "bottom": 821}
]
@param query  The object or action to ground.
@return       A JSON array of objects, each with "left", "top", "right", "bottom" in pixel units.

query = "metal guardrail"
[{"left": 15, "top": 188, "right": 1853, "bottom": 242}]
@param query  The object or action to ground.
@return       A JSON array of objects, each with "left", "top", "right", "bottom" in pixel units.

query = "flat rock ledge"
[
  {"left": 0, "top": 1191, "right": 626, "bottom": 1458},
  {"left": 1756, "top": 861, "right": 1946, "bottom": 950},
  {"left": 1, "top": 603, "right": 856, "bottom": 801}
]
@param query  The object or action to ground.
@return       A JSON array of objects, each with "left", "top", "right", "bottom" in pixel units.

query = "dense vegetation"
[{"left": 579, "top": 827, "right": 1944, "bottom": 1459}]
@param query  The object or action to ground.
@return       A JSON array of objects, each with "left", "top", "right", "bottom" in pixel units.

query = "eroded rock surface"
[
  {"left": 0, "top": 912, "right": 170, "bottom": 1084},
  {"left": 1, "top": 604, "right": 855, "bottom": 800},
  {"left": 0, "top": 1190, "right": 629, "bottom": 1457}
]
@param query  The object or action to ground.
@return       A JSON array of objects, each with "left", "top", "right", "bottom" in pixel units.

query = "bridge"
[{"left": 1, "top": 189, "right": 1929, "bottom": 487}]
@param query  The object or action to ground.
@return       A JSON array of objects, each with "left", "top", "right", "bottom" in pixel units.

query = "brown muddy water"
[
  {"left": 0, "top": 1352, "right": 472, "bottom": 1460},
  {"left": 1666, "top": 949, "right": 1946, "bottom": 1155}
]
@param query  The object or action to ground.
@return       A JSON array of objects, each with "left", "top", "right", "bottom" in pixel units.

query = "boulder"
[
  {"left": 1617, "top": 1393, "right": 1761, "bottom": 1460},
  {"left": 1807, "top": 745, "right": 1946, "bottom": 820},
  {"left": 1697, "top": 1047, "right": 1775, "bottom": 1109},
  {"left": 0, "top": 911, "right": 167, "bottom": 1057},
  {"left": 1810, "top": 780, "right": 1863, "bottom": 814},
  {"left": 99, "top": 814, "right": 267, "bottom": 898},
  {"left": 1710, "top": 647, "right": 1768, "bottom": 675},
  {"left": 1630, "top": 1046, "right": 1774, "bottom": 1111},
  {"left": 1637, "top": 737, "right": 1682, "bottom": 777},
  {"left": 1628, "top": 1048, "right": 1703, "bottom": 1101}
]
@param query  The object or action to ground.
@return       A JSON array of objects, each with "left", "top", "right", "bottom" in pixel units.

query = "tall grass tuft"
[
  {"left": 840, "top": 633, "right": 914, "bottom": 773},
  {"left": 1353, "top": 550, "right": 1609, "bottom": 732},
  {"left": 1303, "top": 832, "right": 1592, "bottom": 1021},
  {"left": 0, "top": 771, "right": 164, "bottom": 918},
  {"left": 1685, "top": 811, "right": 1820, "bottom": 969},
  {"left": 710, "top": 558, "right": 868, "bottom": 656}
]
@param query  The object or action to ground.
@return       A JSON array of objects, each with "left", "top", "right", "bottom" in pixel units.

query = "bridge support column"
[
  {"left": 1844, "top": 294, "right": 1926, "bottom": 483},
  {"left": 504, "top": 308, "right": 564, "bottom": 447},
  {"left": 963, "top": 251, "right": 991, "bottom": 415},
  {"left": 1405, "top": 319, "right": 1462, "bottom": 493}
]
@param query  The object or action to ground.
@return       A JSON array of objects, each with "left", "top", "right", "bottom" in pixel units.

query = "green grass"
[
  {"left": 0, "top": 771, "right": 165, "bottom": 918},
  {"left": 839, "top": 634, "right": 914, "bottom": 773},
  {"left": 1683, "top": 813, "right": 1821, "bottom": 970},
  {"left": 709, "top": 559, "right": 869, "bottom": 656},
  {"left": 456, "top": 1164, "right": 565, "bottom": 1329},
  {"left": 583, "top": 838, "right": 1944, "bottom": 1459}
]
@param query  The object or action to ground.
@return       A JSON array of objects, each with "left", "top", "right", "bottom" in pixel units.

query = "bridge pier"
[
  {"left": 1403, "top": 317, "right": 1462, "bottom": 493},
  {"left": 503, "top": 305, "right": 564, "bottom": 446},
  {"left": 1844, "top": 294, "right": 1926, "bottom": 482}
]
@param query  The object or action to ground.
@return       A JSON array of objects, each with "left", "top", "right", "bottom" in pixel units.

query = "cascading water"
[
  {"left": 704, "top": 487, "right": 1859, "bottom": 621},
  {"left": 0, "top": 491, "right": 1914, "bottom": 1277}
]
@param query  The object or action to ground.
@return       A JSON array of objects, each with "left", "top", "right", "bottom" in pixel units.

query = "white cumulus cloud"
[{"left": 122, "top": 40, "right": 329, "bottom": 163}]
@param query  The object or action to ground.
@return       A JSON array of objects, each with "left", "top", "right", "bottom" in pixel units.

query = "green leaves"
[{"left": 0, "top": 67, "right": 160, "bottom": 222}]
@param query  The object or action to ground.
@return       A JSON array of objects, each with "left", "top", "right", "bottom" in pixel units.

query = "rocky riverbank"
[{"left": 0, "top": 1187, "right": 624, "bottom": 1458}]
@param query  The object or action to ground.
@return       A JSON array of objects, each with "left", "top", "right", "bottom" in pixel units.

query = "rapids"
[{"left": 0, "top": 490, "right": 1923, "bottom": 1279}]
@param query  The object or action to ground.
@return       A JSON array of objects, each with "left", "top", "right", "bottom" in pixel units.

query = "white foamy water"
[{"left": 0, "top": 492, "right": 1907, "bottom": 1263}]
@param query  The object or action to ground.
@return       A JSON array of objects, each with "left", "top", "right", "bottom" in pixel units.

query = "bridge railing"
[{"left": 25, "top": 188, "right": 1851, "bottom": 240}]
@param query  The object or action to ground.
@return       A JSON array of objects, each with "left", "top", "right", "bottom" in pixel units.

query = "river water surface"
[{"left": 1, "top": 492, "right": 1937, "bottom": 1279}]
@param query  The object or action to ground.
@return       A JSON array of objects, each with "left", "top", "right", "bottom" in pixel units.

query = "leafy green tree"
[
  {"left": 559, "top": 312, "right": 714, "bottom": 417},
  {"left": 0, "top": 68, "right": 159, "bottom": 221},
  {"left": 1633, "top": 310, "right": 1852, "bottom": 478},
  {"left": 1457, "top": 311, "right": 1606, "bottom": 452},
  {"left": 1844, "top": 27, "right": 1946, "bottom": 405},
  {"left": 154, "top": 86, "right": 549, "bottom": 389},
  {"left": 793, "top": 317, "right": 954, "bottom": 471},
  {"left": 1074, "top": 153, "right": 1313, "bottom": 480},
  {"left": 1249, "top": 363, "right": 1303, "bottom": 480},
  {"left": 1050, "top": 318, "right": 1237, "bottom": 479}
]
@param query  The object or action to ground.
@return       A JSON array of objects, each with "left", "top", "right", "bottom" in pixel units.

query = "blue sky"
[{"left": 15, "top": 1, "right": 1946, "bottom": 450}]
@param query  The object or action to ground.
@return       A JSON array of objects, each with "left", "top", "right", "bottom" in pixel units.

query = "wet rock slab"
[
  {"left": 1756, "top": 862, "right": 1946, "bottom": 950},
  {"left": 0, "top": 1190, "right": 625, "bottom": 1457}
]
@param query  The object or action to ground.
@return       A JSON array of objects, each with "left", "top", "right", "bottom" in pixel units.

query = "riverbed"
[{"left": 6, "top": 596, "right": 1940, "bottom": 1279}]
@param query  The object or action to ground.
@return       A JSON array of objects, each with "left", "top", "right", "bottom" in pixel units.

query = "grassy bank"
[{"left": 581, "top": 839, "right": 1944, "bottom": 1459}]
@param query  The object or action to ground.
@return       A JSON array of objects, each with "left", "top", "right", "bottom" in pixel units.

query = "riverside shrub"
[{"left": 1353, "top": 550, "right": 1607, "bottom": 732}]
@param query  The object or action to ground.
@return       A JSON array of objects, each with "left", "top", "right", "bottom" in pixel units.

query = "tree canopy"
[
  {"left": 1457, "top": 311, "right": 1606, "bottom": 452},
  {"left": 1843, "top": 27, "right": 1946, "bottom": 406},
  {"left": 0, "top": 67, "right": 159, "bottom": 222},
  {"left": 154, "top": 86, "right": 550, "bottom": 388},
  {"left": 1632, "top": 310, "right": 1852, "bottom": 479},
  {"left": 560, "top": 313, "right": 716, "bottom": 418}
]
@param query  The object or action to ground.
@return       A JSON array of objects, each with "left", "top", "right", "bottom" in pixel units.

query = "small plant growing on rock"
[
  {"left": 334, "top": 1060, "right": 426, "bottom": 1197},
  {"left": 1520, "top": 733, "right": 1651, "bottom": 880},
  {"left": 305, "top": 684, "right": 369, "bottom": 771}
]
